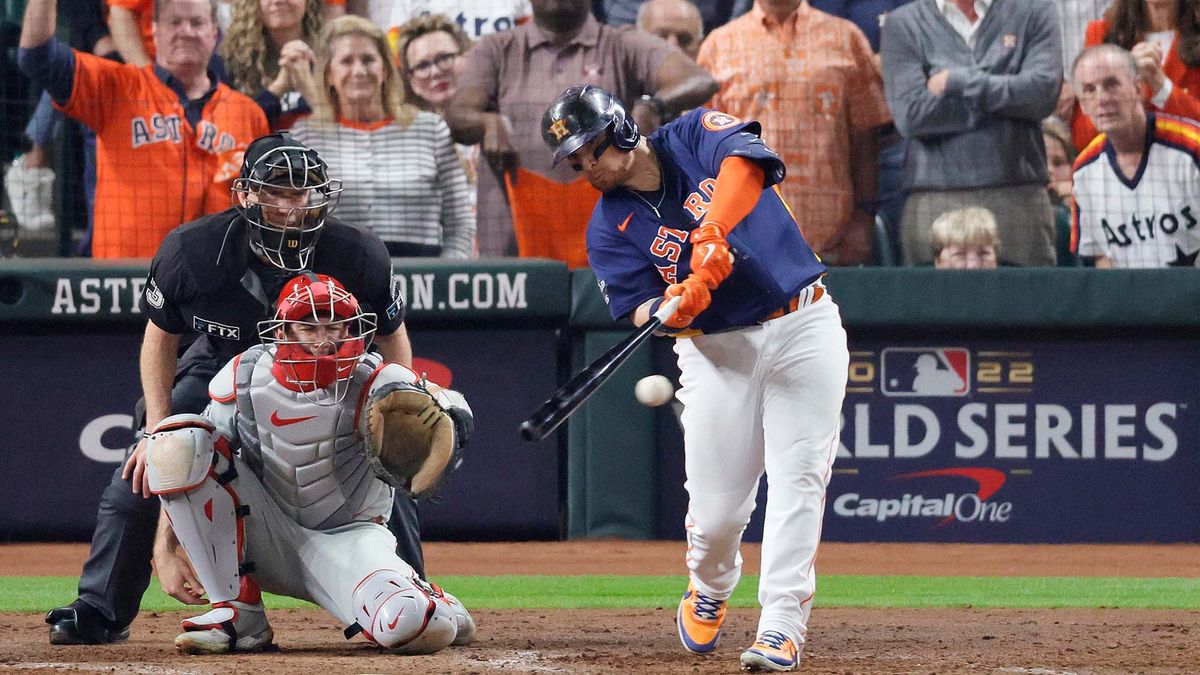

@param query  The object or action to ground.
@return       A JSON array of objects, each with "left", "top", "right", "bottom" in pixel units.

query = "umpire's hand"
[{"left": 122, "top": 437, "right": 154, "bottom": 497}]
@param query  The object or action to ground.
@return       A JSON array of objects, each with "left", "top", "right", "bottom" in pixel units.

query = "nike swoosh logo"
[
  {"left": 617, "top": 212, "right": 634, "bottom": 232},
  {"left": 387, "top": 609, "right": 405, "bottom": 630},
  {"left": 270, "top": 411, "right": 317, "bottom": 426},
  {"left": 700, "top": 243, "right": 716, "bottom": 266}
]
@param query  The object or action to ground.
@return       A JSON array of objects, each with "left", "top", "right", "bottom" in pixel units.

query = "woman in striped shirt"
[{"left": 290, "top": 15, "right": 475, "bottom": 258}]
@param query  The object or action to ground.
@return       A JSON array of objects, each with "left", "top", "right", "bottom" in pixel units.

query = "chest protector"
[{"left": 234, "top": 346, "right": 392, "bottom": 529}]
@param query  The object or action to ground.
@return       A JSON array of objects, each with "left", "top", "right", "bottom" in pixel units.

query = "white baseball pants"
[{"left": 674, "top": 290, "right": 848, "bottom": 646}]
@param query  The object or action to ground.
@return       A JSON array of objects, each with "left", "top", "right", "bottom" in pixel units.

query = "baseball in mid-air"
[{"left": 635, "top": 375, "right": 675, "bottom": 407}]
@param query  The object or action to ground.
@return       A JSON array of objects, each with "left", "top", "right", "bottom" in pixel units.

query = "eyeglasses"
[{"left": 409, "top": 51, "right": 458, "bottom": 78}]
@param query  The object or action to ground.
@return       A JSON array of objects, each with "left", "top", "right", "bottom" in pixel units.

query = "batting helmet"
[
  {"left": 542, "top": 85, "right": 640, "bottom": 167},
  {"left": 233, "top": 132, "right": 343, "bottom": 271}
]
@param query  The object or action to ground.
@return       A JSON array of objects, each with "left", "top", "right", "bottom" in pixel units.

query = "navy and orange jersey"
[
  {"left": 587, "top": 108, "right": 826, "bottom": 333},
  {"left": 59, "top": 51, "right": 269, "bottom": 258}
]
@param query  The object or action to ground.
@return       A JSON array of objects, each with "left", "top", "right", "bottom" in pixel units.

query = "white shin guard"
[
  {"left": 147, "top": 414, "right": 245, "bottom": 604},
  {"left": 351, "top": 570, "right": 458, "bottom": 655}
]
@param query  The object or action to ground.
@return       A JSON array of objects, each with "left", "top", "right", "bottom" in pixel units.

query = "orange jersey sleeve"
[{"left": 60, "top": 56, "right": 269, "bottom": 258}]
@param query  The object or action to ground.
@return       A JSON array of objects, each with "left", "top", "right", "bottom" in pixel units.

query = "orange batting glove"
[
  {"left": 689, "top": 223, "right": 733, "bottom": 290},
  {"left": 662, "top": 275, "right": 712, "bottom": 329}
]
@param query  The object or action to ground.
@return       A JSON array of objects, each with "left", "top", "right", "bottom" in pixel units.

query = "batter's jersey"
[
  {"left": 587, "top": 109, "right": 826, "bottom": 333},
  {"left": 206, "top": 348, "right": 407, "bottom": 530},
  {"left": 1072, "top": 112, "right": 1200, "bottom": 267},
  {"left": 58, "top": 52, "right": 268, "bottom": 258},
  {"left": 140, "top": 209, "right": 404, "bottom": 377}
]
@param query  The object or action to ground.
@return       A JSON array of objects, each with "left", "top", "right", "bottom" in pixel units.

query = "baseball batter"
[
  {"left": 145, "top": 274, "right": 475, "bottom": 654},
  {"left": 542, "top": 86, "right": 848, "bottom": 672}
]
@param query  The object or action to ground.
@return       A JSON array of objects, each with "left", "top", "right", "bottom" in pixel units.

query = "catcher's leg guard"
[
  {"left": 145, "top": 414, "right": 244, "bottom": 604},
  {"left": 435, "top": 586, "right": 476, "bottom": 646},
  {"left": 350, "top": 570, "right": 457, "bottom": 654},
  {"left": 174, "top": 577, "right": 274, "bottom": 655}
]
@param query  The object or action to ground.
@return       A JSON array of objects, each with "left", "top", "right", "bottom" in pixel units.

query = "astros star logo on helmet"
[{"left": 548, "top": 119, "right": 570, "bottom": 141}]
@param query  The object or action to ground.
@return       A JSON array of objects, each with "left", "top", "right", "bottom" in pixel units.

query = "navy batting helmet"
[{"left": 542, "top": 85, "right": 640, "bottom": 167}]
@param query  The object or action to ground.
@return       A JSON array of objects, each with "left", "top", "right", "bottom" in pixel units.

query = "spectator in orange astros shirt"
[
  {"left": 697, "top": 0, "right": 892, "bottom": 265},
  {"left": 19, "top": 0, "right": 268, "bottom": 258}
]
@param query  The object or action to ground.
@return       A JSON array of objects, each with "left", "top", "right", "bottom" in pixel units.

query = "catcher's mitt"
[{"left": 363, "top": 381, "right": 471, "bottom": 499}]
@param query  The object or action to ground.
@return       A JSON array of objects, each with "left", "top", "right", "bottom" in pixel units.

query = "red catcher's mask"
[{"left": 257, "top": 274, "right": 377, "bottom": 404}]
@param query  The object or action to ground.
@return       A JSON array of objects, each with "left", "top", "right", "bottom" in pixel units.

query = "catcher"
[{"left": 144, "top": 273, "right": 474, "bottom": 654}]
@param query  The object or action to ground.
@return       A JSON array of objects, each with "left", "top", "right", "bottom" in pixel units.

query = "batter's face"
[
  {"left": 327, "top": 33, "right": 387, "bottom": 112},
  {"left": 935, "top": 243, "right": 998, "bottom": 269},
  {"left": 153, "top": 0, "right": 219, "bottom": 73},
  {"left": 259, "top": 0, "right": 306, "bottom": 33},
  {"left": 405, "top": 31, "right": 462, "bottom": 110},
  {"left": 566, "top": 136, "right": 635, "bottom": 193},
  {"left": 1074, "top": 52, "right": 1143, "bottom": 135}
]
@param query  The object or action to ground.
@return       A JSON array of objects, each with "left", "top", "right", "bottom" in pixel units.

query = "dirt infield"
[{"left": 2, "top": 541, "right": 1198, "bottom": 674}]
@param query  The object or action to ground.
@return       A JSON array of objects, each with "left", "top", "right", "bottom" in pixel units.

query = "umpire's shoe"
[
  {"left": 46, "top": 600, "right": 131, "bottom": 645},
  {"left": 676, "top": 582, "right": 728, "bottom": 654}
]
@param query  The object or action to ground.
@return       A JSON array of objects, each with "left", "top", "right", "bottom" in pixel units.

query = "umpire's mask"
[{"left": 234, "top": 132, "right": 343, "bottom": 271}]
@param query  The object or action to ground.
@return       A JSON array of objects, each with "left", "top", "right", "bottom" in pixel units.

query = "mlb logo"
[{"left": 881, "top": 348, "right": 971, "bottom": 397}]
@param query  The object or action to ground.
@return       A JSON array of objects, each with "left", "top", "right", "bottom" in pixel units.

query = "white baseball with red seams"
[{"left": 635, "top": 375, "right": 675, "bottom": 406}]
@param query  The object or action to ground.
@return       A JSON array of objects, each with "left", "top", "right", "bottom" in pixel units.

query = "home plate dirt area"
[{"left": 2, "top": 541, "right": 1197, "bottom": 674}]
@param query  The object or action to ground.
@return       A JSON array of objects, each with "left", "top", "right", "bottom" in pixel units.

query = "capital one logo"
[
  {"left": 833, "top": 467, "right": 1013, "bottom": 526},
  {"left": 881, "top": 347, "right": 970, "bottom": 397}
]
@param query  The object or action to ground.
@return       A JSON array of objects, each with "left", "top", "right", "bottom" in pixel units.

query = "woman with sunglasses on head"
[{"left": 289, "top": 15, "right": 476, "bottom": 258}]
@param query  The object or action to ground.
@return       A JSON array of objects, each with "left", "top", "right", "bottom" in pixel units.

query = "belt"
[
  {"left": 760, "top": 279, "right": 826, "bottom": 323},
  {"left": 674, "top": 279, "right": 827, "bottom": 339}
]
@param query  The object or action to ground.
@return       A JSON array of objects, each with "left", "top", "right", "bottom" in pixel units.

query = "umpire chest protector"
[{"left": 232, "top": 346, "right": 393, "bottom": 530}]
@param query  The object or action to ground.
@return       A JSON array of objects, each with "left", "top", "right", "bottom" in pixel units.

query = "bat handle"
[{"left": 652, "top": 295, "right": 683, "bottom": 323}]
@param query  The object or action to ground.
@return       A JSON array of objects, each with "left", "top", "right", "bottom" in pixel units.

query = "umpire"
[{"left": 46, "top": 133, "right": 428, "bottom": 644}]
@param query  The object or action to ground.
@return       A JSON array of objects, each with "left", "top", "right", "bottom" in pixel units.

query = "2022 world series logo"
[{"left": 834, "top": 345, "right": 1184, "bottom": 531}]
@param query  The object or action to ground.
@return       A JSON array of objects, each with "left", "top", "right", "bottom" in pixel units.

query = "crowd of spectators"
[{"left": 3, "top": 0, "right": 1200, "bottom": 269}]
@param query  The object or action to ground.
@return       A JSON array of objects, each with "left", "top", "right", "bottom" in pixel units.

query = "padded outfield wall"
[{"left": 1, "top": 260, "right": 1198, "bottom": 542}]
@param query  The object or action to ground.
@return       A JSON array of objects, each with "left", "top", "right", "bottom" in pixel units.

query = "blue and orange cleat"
[
  {"left": 676, "top": 582, "right": 727, "bottom": 654},
  {"left": 739, "top": 630, "right": 800, "bottom": 672}
]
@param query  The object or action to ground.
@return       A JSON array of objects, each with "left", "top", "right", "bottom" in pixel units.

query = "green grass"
[{"left": 4, "top": 575, "right": 1199, "bottom": 613}]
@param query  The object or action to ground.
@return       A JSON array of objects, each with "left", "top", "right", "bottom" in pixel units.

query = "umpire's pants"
[{"left": 74, "top": 370, "right": 426, "bottom": 628}]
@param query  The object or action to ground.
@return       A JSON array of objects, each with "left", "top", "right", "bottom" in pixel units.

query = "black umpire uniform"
[{"left": 47, "top": 208, "right": 427, "bottom": 642}]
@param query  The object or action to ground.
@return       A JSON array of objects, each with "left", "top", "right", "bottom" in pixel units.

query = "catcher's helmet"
[
  {"left": 234, "top": 132, "right": 343, "bottom": 271},
  {"left": 258, "top": 273, "right": 377, "bottom": 404},
  {"left": 542, "top": 85, "right": 640, "bottom": 167}
]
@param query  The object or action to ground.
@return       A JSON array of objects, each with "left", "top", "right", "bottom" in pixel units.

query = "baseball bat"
[{"left": 520, "top": 294, "right": 683, "bottom": 442}]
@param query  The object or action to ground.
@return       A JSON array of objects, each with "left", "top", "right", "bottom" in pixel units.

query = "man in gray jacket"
[{"left": 881, "top": 0, "right": 1062, "bottom": 266}]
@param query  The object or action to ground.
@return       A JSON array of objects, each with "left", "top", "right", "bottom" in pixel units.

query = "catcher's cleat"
[
  {"left": 174, "top": 600, "right": 274, "bottom": 654},
  {"left": 46, "top": 600, "right": 130, "bottom": 645},
  {"left": 739, "top": 630, "right": 800, "bottom": 672},
  {"left": 676, "top": 582, "right": 727, "bottom": 654}
]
